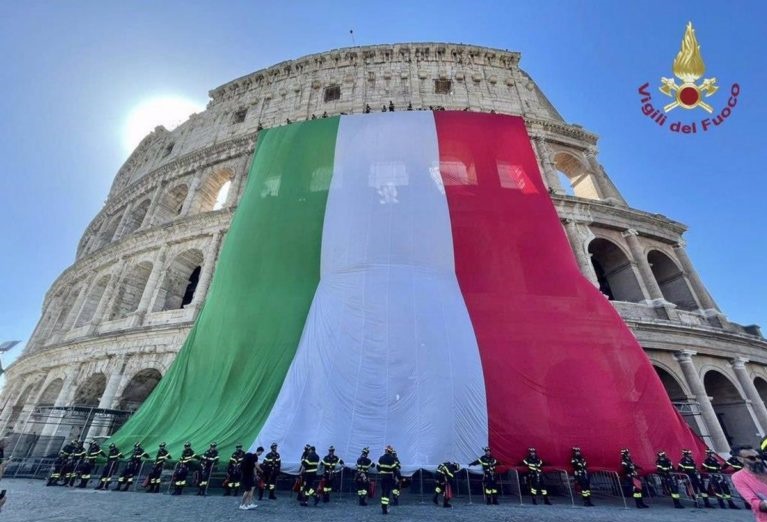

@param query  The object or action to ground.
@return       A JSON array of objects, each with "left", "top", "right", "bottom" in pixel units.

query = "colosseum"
[{"left": 1, "top": 42, "right": 765, "bottom": 461}]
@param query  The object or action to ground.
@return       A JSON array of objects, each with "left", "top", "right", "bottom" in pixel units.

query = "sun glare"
[{"left": 123, "top": 96, "right": 205, "bottom": 153}]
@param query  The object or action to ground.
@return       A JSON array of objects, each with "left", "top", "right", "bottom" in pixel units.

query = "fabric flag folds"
[{"left": 110, "top": 111, "right": 707, "bottom": 472}]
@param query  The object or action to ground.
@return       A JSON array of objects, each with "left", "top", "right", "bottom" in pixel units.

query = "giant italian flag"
[{"left": 111, "top": 111, "right": 706, "bottom": 472}]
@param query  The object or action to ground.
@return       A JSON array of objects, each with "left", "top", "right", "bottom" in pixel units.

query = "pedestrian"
[
  {"left": 731, "top": 446, "right": 767, "bottom": 520},
  {"left": 239, "top": 452, "right": 262, "bottom": 510}
]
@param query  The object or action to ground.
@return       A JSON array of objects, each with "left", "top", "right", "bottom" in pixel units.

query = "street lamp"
[{"left": 0, "top": 341, "right": 21, "bottom": 376}]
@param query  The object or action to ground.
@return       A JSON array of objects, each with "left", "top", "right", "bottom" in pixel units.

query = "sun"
[{"left": 123, "top": 96, "right": 205, "bottom": 153}]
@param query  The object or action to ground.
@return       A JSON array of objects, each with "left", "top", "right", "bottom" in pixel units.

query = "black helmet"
[
  {"left": 304, "top": 444, "right": 311, "bottom": 450},
  {"left": 706, "top": 448, "right": 715, "bottom": 455},
  {"left": 236, "top": 444, "right": 242, "bottom": 449},
  {"left": 385, "top": 445, "right": 394, "bottom": 454},
  {"left": 528, "top": 447, "right": 536, "bottom": 453},
  {"left": 362, "top": 447, "right": 370, "bottom": 454},
  {"left": 159, "top": 442, "right": 166, "bottom": 448},
  {"left": 210, "top": 442, "right": 217, "bottom": 447},
  {"left": 184, "top": 441, "right": 191, "bottom": 448},
  {"left": 134, "top": 441, "right": 141, "bottom": 448},
  {"left": 572, "top": 447, "right": 581, "bottom": 453},
  {"left": 328, "top": 445, "right": 335, "bottom": 452},
  {"left": 270, "top": 443, "right": 278, "bottom": 449},
  {"left": 682, "top": 448, "right": 691, "bottom": 455},
  {"left": 109, "top": 443, "right": 116, "bottom": 449},
  {"left": 657, "top": 450, "right": 666, "bottom": 457},
  {"left": 483, "top": 446, "right": 491, "bottom": 453}
]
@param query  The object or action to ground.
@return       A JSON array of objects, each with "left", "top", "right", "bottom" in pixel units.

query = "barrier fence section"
[{"left": 589, "top": 470, "right": 627, "bottom": 508}]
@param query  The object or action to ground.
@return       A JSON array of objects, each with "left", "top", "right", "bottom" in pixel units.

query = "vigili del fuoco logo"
[{"left": 638, "top": 22, "right": 739, "bottom": 134}]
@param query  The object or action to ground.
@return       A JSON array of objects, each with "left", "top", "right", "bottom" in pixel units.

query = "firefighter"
[
  {"left": 197, "top": 442, "right": 219, "bottom": 496},
  {"left": 171, "top": 441, "right": 196, "bottom": 495},
  {"left": 433, "top": 462, "right": 460, "bottom": 508},
  {"left": 224, "top": 443, "right": 245, "bottom": 496},
  {"left": 261, "top": 443, "right": 281, "bottom": 500},
  {"left": 76, "top": 440, "right": 103, "bottom": 488},
  {"left": 320, "top": 445, "right": 344, "bottom": 503},
  {"left": 299, "top": 445, "right": 321, "bottom": 507},
  {"left": 656, "top": 450, "right": 684, "bottom": 508},
  {"left": 115, "top": 442, "right": 149, "bottom": 491},
  {"left": 59, "top": 438, "right": 78, "bottom": 486},
  {"left": 620, "top": 448, "right": 648, "bottom": 508},
  {"left": 146, "top": 442, "right": 171, "bottom": 493},
  {"left": 571, "top": 447, "right": 594, "bottom": 507},
  {"left": 355, "top": 447, "right": 374, "bottom": 506},
  {"left": 391, "top": 449, "right": 402, "bottom": 505},
  {"left": 295, "top": 444, "right": 311, "bottom": 502},
  {"left": 469, "top": 446, "right": 499, "bottom": 505},
  {"left": 523, "top": 448, "right": 551, "bottom": 505},
  {"left": 46, "top": 451, "right": 67, "bottom": 486},
  {"left": 702, "top": 448, "right": 740, "bottom": 509},
  {"left": 67, "top": 439, "right": 86, "bottom": 486},
  {"left": 378, "top": 445, "right": 397, "bottom": 514},
  {"left": 95, "top": 443, "right": 122, "bottom": 490},
  {"left": 621, "top": 448, "right": 648, "bottom": 508},
  {"left": 678, "top": 448, "right": 711, "bottom": 508}
]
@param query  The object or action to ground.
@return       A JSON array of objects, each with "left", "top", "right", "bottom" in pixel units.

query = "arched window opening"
[
  {"left": 647, "top": 250, "right": 698, "bottom": 311},
  {"left": 704, "top": 370, "right": 760, "bottom": 448},
  {"left": 153, "top": 249, "right": 204, "bottom": 312},
  {"left": 588, "top": 239, "right": 644, "bottom": 302},
  {"left": 653, "top": 366, "right": 702, "bottom": 436},
  {"left": 94, "top": 213, "right": 122, "bottom": 251},
  {"left": 213, "top": 180, "right": 232, "bottom": 211},
  {"left": 74, "top": 275, "right": 111, "bottom": 327},
  {"left": 6, "top": 384, "right": 35, "bottom": 431},
  {"left": 154, "top": 184, "right": 189, "bottom": 224},
  {"left": 117, "top": 369, "right": 162, "bottom": 412},
  {"left": 181, "top": 266, "right": 201, "bottom": 308},
  {"left": 197, "top": 169, "right": 235, "bottom": 213},
  {"left": 36, "top": 379, "right": 64, "bottom": 408},
  {"left": 110, "top": 262, "right": 153, "bottom": 320},
  {"left": 553, "top": 152, "right": 600, "bottom": 200},
  {"left": 73, "top": 373, "right": 107, "bottom": 407},
  {"left": 121, "top": 199, "right": 151, "bottom": 236},
  {"left": 754, "top": 378, "right": 767, "bottom": 410},
  {"left": 53, "top": 286, "right": 83, "bottom": 332}
]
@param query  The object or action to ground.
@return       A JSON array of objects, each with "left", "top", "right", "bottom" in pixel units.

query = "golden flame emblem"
[{"left": 659, "top": 22, "right": 718, "bottom": 113}]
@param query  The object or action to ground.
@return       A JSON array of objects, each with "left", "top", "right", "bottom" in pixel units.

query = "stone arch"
[
  {"left": 588, "top": 238, "right": 644, "bottom": 302},
  {"left": 94, "top": 212, "right": 122, "bottom": 250},
  {"left": 703, "top": 369, "right": 760, "bottom": 448},
  {"left": 121, "top": 198, "right": 151, "bottom": 236},
  {"left": 52, "top": 285, "right": 84, "bottom": 332},
  {"left": 6, "top": 383, "right": 36, "bottom": 431},
  {"left": 74, "top": 274, "right": 111, "bottom": 327},
  {"left": 553, "top": 151, "right": 600, "bottom": 200},
  {"left": 653, "top": 365, "right": 702, "bottom": 436},
  {"left": 36, "top": 378, "right": 64, "bottom": 408},
  {"left": 647, "top": 250, "right": 698, "bottom": 310},
  {"left": 116, "top": 369, "right": 162, "bottom": 412},
  {"left": 196, "top": 168, "right": 235, "bottom": 212},
  {"left": 154, "top": 183, "right": 188, "bottom": 224},
  {"left": 72, "top": 373, "right": 107, "bottom": 407},
  {"left": 110, "top": 261, "right": 153, "bottom": 320},
  {"left": 152, "top": 249, "right": 204, "bottom": 311}
]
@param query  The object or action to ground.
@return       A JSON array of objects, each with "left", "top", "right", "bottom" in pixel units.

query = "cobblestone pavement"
[{"left": 0, "top": 479, "right": 755, "bottom": 522}]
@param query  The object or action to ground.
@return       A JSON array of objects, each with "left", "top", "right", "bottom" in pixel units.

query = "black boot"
[
  {"left": 584, "top": 497, "right": 594, "bottom": 507},
  {"left": 728, "top": 499, "right": 741, "bottom": 509},
  {"left": 381, "top": 503, "right": 388, "bottom": 515},
  {"left": 635, "top": 497, "right": 649, "bottom": 508},
  {"left": 486, "top": 496, "right": 492, "bottom": 505},
  {"left": 492, "top": 495, "right": 499, "bottom": 505},
  {"left": 392, "top": 495, "right": 399, "bottom": 506},
  {"left": 323, "top": 493, "right": 330, "bottom": 503},
  {"left": 433, "top": 494, "right": 439, "bottom": 505},
  {"left": 673, "top": 498, "right": 684, "bottom": 509},
  {"left": 223, "top": 488, "right": 230, "bottom": 496},
  {"left": 704, "top": 497, "right": 714, "bottom": 508},
  {"left": 359, "top": 495, "right": 366, "bottom": 506},
  {"left": 269, "top": 490, "right": 277, "bottom": 500},
  {"left": 258, "top": 489, "right": 264, "bottom": 500},
  {"left": 531, "top": 496, "right": 537, "bottom": 505},
  {"left": 544, "top": 496, "right": 552, "bottom": 505},
  {"left": 443, "top": 499, "right": 452, "bottom": 508}
]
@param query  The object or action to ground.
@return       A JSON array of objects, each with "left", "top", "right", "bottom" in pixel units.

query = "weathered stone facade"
[{"left": 1, "top": 43, "right": 764, "bottom": 455}]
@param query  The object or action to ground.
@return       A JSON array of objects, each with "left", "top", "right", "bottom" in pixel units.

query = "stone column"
[
  {"left": 562, "top": 219, "right": 599, "bottom": 287},
  {"left": 674, "top": 350, "right": 730, "bottom": 452},
  {"left": 179, "top": 175, "right": 201, "bottom": 216},
  {"left": 191, "top": 232, "right": 224, "bottom": 308},
  {"left": 731, "top": 358, "right": 767, "bottom": 436},
  {"left": 531, "top": 136, "right": 564, "bottom": 194},
  {"left": 135, "top": 245, "right": 170, "bottom": 323},
  {"left": 87, "top": 358, "right": 125, "bottom": 439},
  {"left": 584, "top": 149, "right": 627, "bottom": 206},
  {"left": 60, "top": 283, "right": 91, "bottom": 332},
  {"left": 673, "top": 242, "right": 718, "bottom": 312},
  {"left": 622, "top": 229, "right": 665, "bottom": 302},
  {"left": 112, "top": 203, "right": 134, "bottom": 241},
  {"left": 40, "top": 371, "right": 79, "bottom": 438},
  {"left": 87, "top": 260, "right": 128, "bottom": 333},
  {"left": 226, "top": 159, "right": 250, "bottom": 208},
  {"left": 141, "top": 182, "right": 166, "bottom": 229}
]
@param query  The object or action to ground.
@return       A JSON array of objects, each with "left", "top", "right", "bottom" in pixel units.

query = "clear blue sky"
[{"left": 0, "top": 1, "right": 765, "bottom": 369}]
